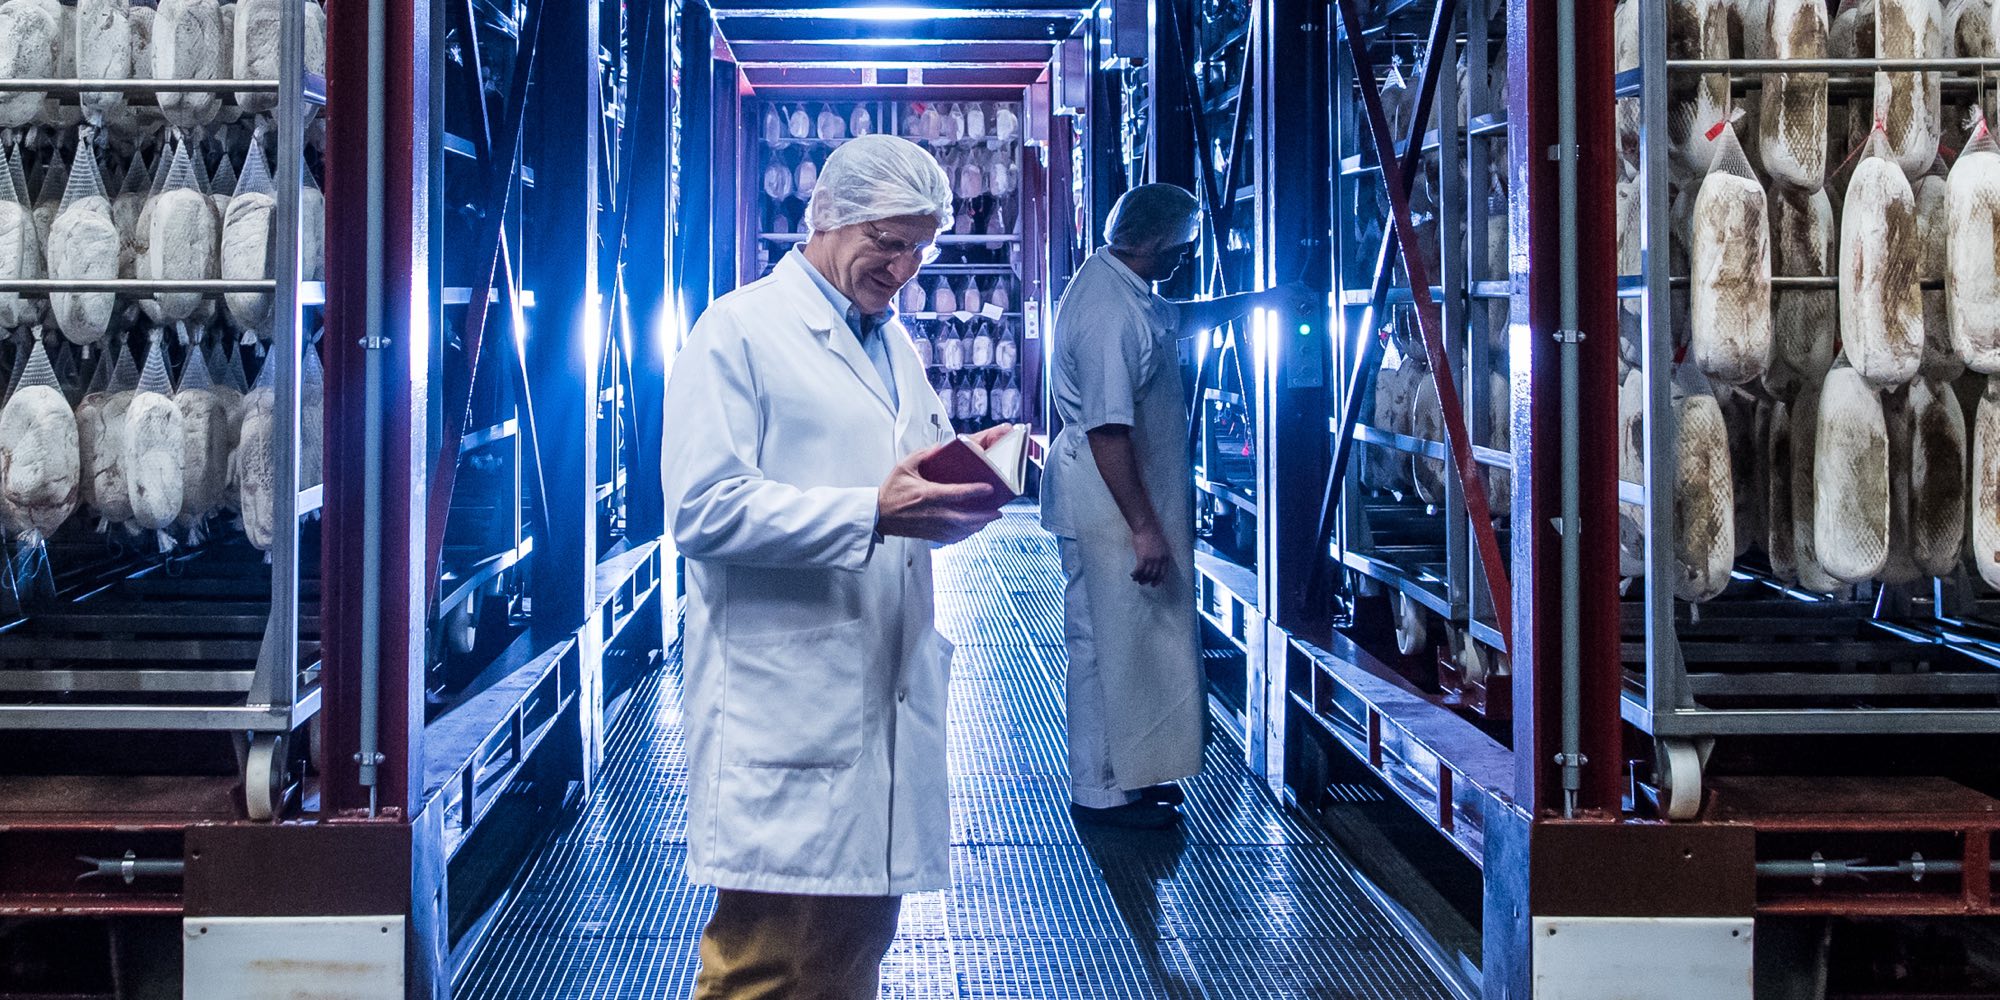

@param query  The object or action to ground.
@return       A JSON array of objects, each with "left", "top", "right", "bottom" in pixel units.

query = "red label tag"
[{"left": 1705, "top": 120, "right": 1728, "bottom": 141}]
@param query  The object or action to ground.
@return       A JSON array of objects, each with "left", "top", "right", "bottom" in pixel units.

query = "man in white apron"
[
  {"left": 664, "top": 135, "right": 1012, "bottom": 999},
  {"left": 1042, "top": 184, "right": 1297, "bottom": 829}
]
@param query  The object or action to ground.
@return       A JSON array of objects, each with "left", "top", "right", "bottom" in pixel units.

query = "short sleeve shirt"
[{"left": 1041, "top": 250, "right": 1182, "bottom": 538}]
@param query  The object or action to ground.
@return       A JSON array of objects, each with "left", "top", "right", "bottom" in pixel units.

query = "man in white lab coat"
[
  {"left": 664, "top": 135, "right": 1012, "bottom": 999},
  {"left": 1044, "top": 184, "right": 1299, "bottom": 829}
]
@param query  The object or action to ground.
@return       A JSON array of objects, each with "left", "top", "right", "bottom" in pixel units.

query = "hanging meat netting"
[
  {"left": 0, "top": 334, "right": 81, "bottom": 593},
  {"left": 48, "top": 135, "right": 120, "bottom": 347}
]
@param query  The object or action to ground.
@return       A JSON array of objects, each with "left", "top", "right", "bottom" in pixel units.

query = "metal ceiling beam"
[
  {"left": 714, "top": 16, "right": 1081, "bottom": 43},
  {"left": 729, "top": 40, "right": 1058, "bottom": 62},
  {"left": 708, "top": 2, "right": 1092, "bottom": 14}
]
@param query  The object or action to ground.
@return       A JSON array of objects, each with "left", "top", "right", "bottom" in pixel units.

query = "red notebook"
[{"left": 917, "top": 423, "right": 1030, "bottom": 508}]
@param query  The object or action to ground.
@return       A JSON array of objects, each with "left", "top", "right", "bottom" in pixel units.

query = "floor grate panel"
[{"left": 457, "top": 508, "right": 1453, "bottom": 1000}]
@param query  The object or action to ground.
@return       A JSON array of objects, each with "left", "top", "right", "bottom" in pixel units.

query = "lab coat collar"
[{"left": 774, "top": 253, "right": 899, "bottom": 417}]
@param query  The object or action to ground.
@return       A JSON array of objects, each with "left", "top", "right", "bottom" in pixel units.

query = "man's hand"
[
  {"left": 877, "top": 446, "right": 1004, "bottom": 544},
  {"left": 1261, "top": 280, "right": 1318, "bottom": 314},
  {"left": 1131, "top": 522, "right": 1171, "bottom": 586}
]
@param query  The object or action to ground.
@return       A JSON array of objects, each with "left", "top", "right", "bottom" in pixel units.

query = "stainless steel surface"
[
  {"left": 0, "top": 279, "right": 279, "bottom": 293},
  {"left": 0, "top": 670, "right": 255, "bottom": 694}
]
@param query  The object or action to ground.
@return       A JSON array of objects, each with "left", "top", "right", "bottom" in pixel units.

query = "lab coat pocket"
[{"left": 722, "top": 618, "right": 868, "bottom": 769}]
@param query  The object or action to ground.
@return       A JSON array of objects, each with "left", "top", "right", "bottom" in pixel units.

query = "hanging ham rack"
[
  {"left": 1615, "top": 0, "right": 2000, "bottom": 823},
  {"left": 0, "top": 5, "right": 325, "bottom": 823}
]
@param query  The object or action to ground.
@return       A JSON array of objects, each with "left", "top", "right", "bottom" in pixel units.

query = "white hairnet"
[
  {"left": 1105, "top": 183, "right": 1201, "bottom": 252},
  {"left": 804, "top": 134, "right": 955, "bottom": 234}
]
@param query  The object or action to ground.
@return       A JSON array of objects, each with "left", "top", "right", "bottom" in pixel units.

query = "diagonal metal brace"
[
  {"left": 425, "top": 0, "right": 546, "bottom": 605},
  {"left": 1308, "top": 0, "right": 1457, "bottom": 606},
  {"left": 1329, "top": 0, "right": 1513, "bottom": 645}
]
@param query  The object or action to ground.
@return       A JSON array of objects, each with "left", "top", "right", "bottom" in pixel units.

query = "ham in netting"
[
  {"left": 1911, "top": 376, "right": 1967, "bottom": 575},
  {"left": 1790, "top": 379, "right": 1848, "bottom": 591},
  {"left": 1948, "top": 117, "right": 2000, "bottom": 372},
  {"left": 1974, "top": 375, "right": 2000, "bottom": 587},
  {"left": 1840, "top": 130, "right": 1924, "bottom": 388},
  {"left": 1876, "top": 0, "right": 1945, "bottom": 177},
  {"left": 1674, "top": 370, "right": 1736, "bottom": 602},
  {"left": 1914, "top": 160, "right": 1963, "bottom": 380},
  {"left": 1691, "top": 124, "right": 1773, "bottom": 385},
  {"left": 1765, "top": 398, "right": 1799, "bottom": 581},
  {"left": 1814, "top": 362, "right": 1891, "bottom": 583},
  {"left": 1760, "top": 0, "right": 1830, "bottom": 191}
]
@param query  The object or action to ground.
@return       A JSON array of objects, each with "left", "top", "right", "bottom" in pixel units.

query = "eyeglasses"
[
  {"left": 1162, "top": 242, "right": 1197, "bottom": 261},
  {"left": 864, "top": 223, "right": 943, "bottom": 267}
]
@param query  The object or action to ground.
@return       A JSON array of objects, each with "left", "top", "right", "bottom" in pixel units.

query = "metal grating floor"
[{"left": 456, "top": 509, "right": 1456, "bottom": 999}]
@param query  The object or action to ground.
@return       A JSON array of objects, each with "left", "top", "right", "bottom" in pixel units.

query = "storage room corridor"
[{"left": 453, "top": 509, "right": 1459, "bottom": 999}]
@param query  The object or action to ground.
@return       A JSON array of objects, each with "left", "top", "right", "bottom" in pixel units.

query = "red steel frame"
[{"left": 322, "top": 0, "right": 430, "bottom": 821}]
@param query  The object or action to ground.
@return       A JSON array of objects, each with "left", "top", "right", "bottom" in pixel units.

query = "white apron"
[{"left": 1043, "top": 266, "right": 1204, "bottom": 791}]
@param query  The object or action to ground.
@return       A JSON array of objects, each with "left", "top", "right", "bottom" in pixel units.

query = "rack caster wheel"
[
  {"left": 245, "top": 734, "right": 289, "bottom": 822},
  {"left": 1393, "top": 592, "right": 1428, "bottom": 657},
  {"left": 1657, "top": 739, "right": 1704, "bottom": 821}
]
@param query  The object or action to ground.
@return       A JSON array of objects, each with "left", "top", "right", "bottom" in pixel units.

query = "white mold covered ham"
[
  {"left": 46, "top": 142, "right": 121, "bottom": 347},
  {"left": 1760, "top": 0, "right": 1830, "bottom": 191},
  {"left": 1369, "top": 351, "right": 1419, "bottom": 496},
  {"left": 1841, "top": 129, "right": 1925, "bottom": 388},
  {"left": 231, "top": 354, "right": 275, "bottom": 550},
  {"left": 154, "top": 0, "right": 224, "bottom": 129},
  {"left": 1411, "top": 368, "right": 1446, "bottom": 506},
  {"left": 221, "top": 138, "right": 277, "bottom": 331},
  {"left": 76, "top": 0, "right": 133, "bottom": 127},
  {"left": 146, "top": 142, "right": 219, "bottom": 323},
  {"left": 1671, "top": 0, "right": 1733, "bottom": 173},
  {"left": 1690, "top": 124, "right": 1774, "bottom": 386},
  {"left": 1911, "top": 376, "right": 1968, "bottom": 575},
  {"left": 0, "top": 337, "right": 79, "bottom": 543},
  {"left": 233, "top": 0, "right": 282, "bottom": 113},
  {"left": 0, "top": 144, "right": 43, "bottom": 330},
  {"left": 1766, "top": 397, "right": 1799, "bottom": 580},
  {"left": 1876, "top": 0, "right": 1946, "bottom": 177},
  {"left": 1674, "top": 368, "right": 1736, "bottom": 602},
  {"left": 1770, "top": 185, "right": 1838, "bottom": 393},
  {"left": 1620, "top": 365, "right": 1648, "bottom": 578},
  {"left": 173, "top": 342, "right": 231, "bottom": 535},
  {"left": 1974, "top": 375, "right": 2000, "bottom": 587},
  {"left": 1814, "top": 362, "right": 1892, "bottom": 583},
  {"left": 76, "top": 341, "right": 136, "bottom": 529},
  {"left": 0, "top": 0, "right": 61, "bottom": 129},
  {"left": 1790, "top": 379, "right": 1848, "bottom": 591},
  {"left": 1948, "top": 116, "right": 2000, "bottom": 372},
  {"left": 1914, "top": 159, "right": 1963, "bottom": 381},
  {"left": 122, "top": 339, "right": 184, "bottom": 544},
  {"left": 1879, "top": 386, "right": 1924, "bottom": 584}
]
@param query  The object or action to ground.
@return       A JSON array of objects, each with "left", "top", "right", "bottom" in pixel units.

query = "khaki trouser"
[{"left": 692, "top": 890, "right": 903, "bottom": 1000}]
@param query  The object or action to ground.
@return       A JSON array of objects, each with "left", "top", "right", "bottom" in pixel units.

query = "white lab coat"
[
  {"left": 1041, "top": 250, "right": 1205, "bottom": 795},
  {"left": 663, "top": 254, "right": 958, "bottom": 896}
]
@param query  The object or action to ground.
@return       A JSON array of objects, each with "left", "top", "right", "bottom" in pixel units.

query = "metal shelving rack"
[
  {"left": 1330, "top": 0, "right": 1514, "bottom": 708},
  {"left": 1188, "top": 0, "right": 1263, "bottom": 570},
  {"left": 0, "top": 5, "right": 327, "bottom": 822},
  {"left": 741, "top": 96, "right": 1034, "bottom": 434},
  {"left": 1621, "top": 7, "right": 2000, "bottom": 818}
]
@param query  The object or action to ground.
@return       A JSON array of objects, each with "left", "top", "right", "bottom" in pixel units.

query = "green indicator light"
[{"left": 1297, "top": 323, "right": 1311, "bottom": 336}]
